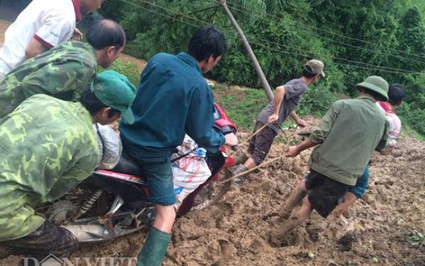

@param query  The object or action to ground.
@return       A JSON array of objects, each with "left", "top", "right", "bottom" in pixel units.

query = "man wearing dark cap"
[
  {"left": 231, "top": 59, "right": 325, "bottom": 186},
  {"left": 0, "top": 70, "right": 135, "bottom": 258},
  {"left": 270, "top": 76, "right": 389, "bottom": 245}
]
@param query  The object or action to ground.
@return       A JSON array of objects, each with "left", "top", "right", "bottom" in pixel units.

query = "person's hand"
[
  {"left": 333, "top": 203, "right": 349, "bottom": 217},
  {"left": 268, "top": 113, "right": 279, "bottom": 123},
  {"left": 224, "top": 133, "right": 238, "bottom": 147},
  {"left": 72, "top": 28, "right": 83, "bottom": 41},
  {"left": 285, "top": 146, "right": 300, "bottom": 157},
  {"left": 296, "top": 118, "right": 307, "bottom": 128}
]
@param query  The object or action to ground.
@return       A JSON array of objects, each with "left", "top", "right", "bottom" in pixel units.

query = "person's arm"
[
  {"left": 285, "top": 138, "right": 317, "bottom": 157},
  {"left": 286, "top": 101, "right": 341, "bottom": 158},
  {"left": 375, "top": 120, "right": 390, "bottom": 152},
  {"left": 186, "top": 87, "right": 226, "bottom": 153},
  {"left": 290, "top": 111, "right": 307, "bottom": 127},
  {"left": 25, "top": 38, "right": 48, "bottom": 59},
  {"left": 43, "top": 153, "right": 97, "bottom": 202},
  {"left": 42, "top": 129, "right": 99, "bottom": 202},
  {"left": 381, "top": 115, "right": 401, "bottom": 155},
  {"left": 27, "top": 9, "right": 75, "bottom": 59},
  {"left": 72, "top": 28, "right": 83, "bottom": 41},
  {"left": 268, "top": 85, "right": 285, "bottom": 123}
]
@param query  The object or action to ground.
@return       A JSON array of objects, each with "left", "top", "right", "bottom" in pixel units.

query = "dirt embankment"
[{"left": 4, "top": 121, "right": 423, "bottom": 266}]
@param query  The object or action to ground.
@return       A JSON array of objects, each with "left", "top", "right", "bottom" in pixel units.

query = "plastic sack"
[
  {"left": 172, "top": 135, "right": 211, "bottom": 210},
  {"left": 93, "top": 123, "right": 122, "bottom": 169}
]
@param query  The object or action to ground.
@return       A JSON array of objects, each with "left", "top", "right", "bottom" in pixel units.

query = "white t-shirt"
[
  {"left": 376, "top": 101, "right": 401, "bottom": 149},
  {"left": 0, "top": 0, "right": 79, "bottom": 75}
]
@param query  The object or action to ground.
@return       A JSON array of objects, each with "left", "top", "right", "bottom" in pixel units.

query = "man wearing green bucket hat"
[
  {"left": 269, "top": 76, "right": 390, "bottom": 244},
  {"left": 0, "top": 70, "right": 135, "bottom": 258}
]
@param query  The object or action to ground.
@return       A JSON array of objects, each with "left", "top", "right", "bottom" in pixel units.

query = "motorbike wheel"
[
  {"left": 192, "top": 168, "right": 232, "bottom": 210},
  {"left": 36, "top": 187, "right": 154, "bottom": 243}
]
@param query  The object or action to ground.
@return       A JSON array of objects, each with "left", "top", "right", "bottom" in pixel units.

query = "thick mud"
[{"left": 2, "top": 119, "right": 423, "bottom": 266}]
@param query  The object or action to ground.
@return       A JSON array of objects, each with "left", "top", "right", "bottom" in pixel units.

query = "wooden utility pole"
[{"left": 220, "top": 0, "right": 274, "bottom": 101}]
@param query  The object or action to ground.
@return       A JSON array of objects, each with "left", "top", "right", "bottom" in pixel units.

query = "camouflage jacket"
[
  {"left": 0, "top": 41, "right": 97, "bottom": 118},
  {"left": 0, "top": 94, "right": 99, "bottom": 241}
]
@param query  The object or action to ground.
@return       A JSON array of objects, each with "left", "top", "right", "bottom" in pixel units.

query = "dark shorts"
[
  {"left": 2, "top": 220, "right": 78, "bottom": 259},
  {"left": 137, "top": 156, "right": 176, "bottom": 206},
  {"left": 247, "top": 121, "right": 277, "bottom": 166},
  {"left": 305, "top": 170, "right": 350, "bottom": 218}
]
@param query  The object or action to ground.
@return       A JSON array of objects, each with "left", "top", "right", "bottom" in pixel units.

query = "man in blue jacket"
[{"left": 119, "top": 25, "right": 238, "bottom": 266}]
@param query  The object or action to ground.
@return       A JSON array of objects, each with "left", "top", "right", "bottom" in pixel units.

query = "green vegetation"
[
  {"left": 3, "top": 0, "right": 424, "bottom": 137},
  {"left": 100, "top": 59, "right": 141, "bottom": 88},
  {"left": 212, "top": 83, "right": 267, "bottom": 130},
  {"left": 98, "top": 0, "right": 425, "bottom": 137},
  {"left": 407, "top": 231, "right": 425, "bottom": 246}
]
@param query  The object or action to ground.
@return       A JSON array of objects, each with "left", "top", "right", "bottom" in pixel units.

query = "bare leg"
[
  {"left": 138, "top": 205, "right": 176, "bottom": 266},
  {"left": 243, "top": 157, "right": 256, "bottom": 170},
  {"left": 270, "top": 197, "right": 313, "bottom": 246},
  {"left": 153, "top": 204, "right": 176, "bottom": 233},
  {"left": 279, "top": 179, "right": 307, "bottom": 219}
]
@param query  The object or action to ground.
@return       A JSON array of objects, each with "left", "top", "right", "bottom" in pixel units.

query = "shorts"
[
  {"left": 137, "top": 156, "right": 176, "bottom": 206},
  {"left": 2, "top": 220, "right": 78, "bottom": 259},
  {"left": 305, "top": 170, "right": 350, "bottom": 218},
  {"left": 247, "top": 121, "right": 277, "bottom": 165}
]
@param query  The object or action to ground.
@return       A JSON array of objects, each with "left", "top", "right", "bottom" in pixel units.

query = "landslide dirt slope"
[
  {"left": 68, "top": 126, "right": 425, "bottom": 266},
  {"left": 4, "top": 124, "right": 423, "bottom": 266}
]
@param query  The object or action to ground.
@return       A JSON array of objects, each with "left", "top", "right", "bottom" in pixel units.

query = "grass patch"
[
  {"left": 212, "top": 84, "right": 269, "bottom": 131},
  {"left": 98, "top": 59, "right": 141, "bottom": 88}
]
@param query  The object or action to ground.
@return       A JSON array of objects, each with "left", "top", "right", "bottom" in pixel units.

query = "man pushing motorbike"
[
  {"left": 119, "top": 24, "right": 238, "bottom": 266},
  {"left": 0, "top": 70, "right": 135, "bottom": 259}
]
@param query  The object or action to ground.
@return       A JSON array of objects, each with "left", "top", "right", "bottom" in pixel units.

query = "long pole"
[{"left": 220, "top": 0, "right": 274, "bottom": 101}]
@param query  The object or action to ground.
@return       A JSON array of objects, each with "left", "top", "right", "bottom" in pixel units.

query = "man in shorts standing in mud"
[
  {"left": 269, "top": 76, "right": 389, "bottom": 244},
  {"left": 119, "top": 25, "right": 238, "bottom": 266},
  {"left": 332, "top": 83, "right": 407, "bottom": 216},
  {"left": 230, "top": 59, "right": 325, "bottom": 187}
]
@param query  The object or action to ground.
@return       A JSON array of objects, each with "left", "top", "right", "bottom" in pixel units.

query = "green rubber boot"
[{"left": 137, "top": 227, "right": 172, "bottom": 266}]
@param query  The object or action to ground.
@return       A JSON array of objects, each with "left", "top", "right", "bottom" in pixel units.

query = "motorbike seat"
[{"left": 111, "top": 150, "right": 143, "bottom": 176}]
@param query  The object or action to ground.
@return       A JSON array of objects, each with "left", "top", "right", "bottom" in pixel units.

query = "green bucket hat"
[
  {"left": 356, "top": 75, "right": 389, "bottom": 101},
  {"left": 91, "top": 70, "right": 136, "bottom": 124}
]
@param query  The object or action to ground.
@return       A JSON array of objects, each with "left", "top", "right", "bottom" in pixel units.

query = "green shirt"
[
  {"left": 0, "top": 95, "right": 99, "bottom": 241},
  {"left": 0, "top": 41, "right": 97, "bottom": 118},
  {"left": 309, "top": 95, "right": 388, "bottom": 186}
]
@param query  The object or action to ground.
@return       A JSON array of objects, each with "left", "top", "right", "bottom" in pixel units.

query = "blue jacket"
[{"left": 120, "top": 52, "right": 225, "bottom": 158}]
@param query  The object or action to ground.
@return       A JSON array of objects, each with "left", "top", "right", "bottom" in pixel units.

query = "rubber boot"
[
  {"left": 137, "top": 227, "right": 172, "bottom": 266},
  {"left": 279, "top": 187, "right": 307, "bottom": 219},
  {"left": 229, "top": 164, "right": 248, "bottom": 189}
]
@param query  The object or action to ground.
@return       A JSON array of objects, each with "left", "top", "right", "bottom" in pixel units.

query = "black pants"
[
  {"left": 305, "top": 170, "right": 350, "bottom": 218},
  {"left": 247, "top": 121, "right": 277, "bottom": 166}
]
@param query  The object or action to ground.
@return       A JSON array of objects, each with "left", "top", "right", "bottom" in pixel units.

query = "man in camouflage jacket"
[
  {"left": 0, "top": 18, "right": 126, "bottom": 119},
  {"left": 0, "top": 70, "right": 135, "bottom": 258}
]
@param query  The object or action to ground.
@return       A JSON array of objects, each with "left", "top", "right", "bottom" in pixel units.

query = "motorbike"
[{"left": 36, "top": 103, "right": 237, "bottom": 243}]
